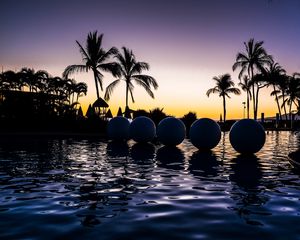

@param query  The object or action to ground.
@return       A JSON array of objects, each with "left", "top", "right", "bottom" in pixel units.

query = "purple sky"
[{"left": 1, "top": 0, "right": 300, "bottom": 118}]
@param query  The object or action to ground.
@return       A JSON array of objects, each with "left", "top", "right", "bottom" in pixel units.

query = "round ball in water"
[
  {"left": 130, "top": 116, "right": 156, "bottom": 143},
  {"left": 189, "top": 118, "right": 221, "bottom": 150},
  {"left": 229, "top": 119, "right": 266, "bottom": 154},
  {"left": 107, "top": 116, "right": 130, "bottom": 141},
  {"left": 157, "top": 117, "right": 186, "bottom": 146}
]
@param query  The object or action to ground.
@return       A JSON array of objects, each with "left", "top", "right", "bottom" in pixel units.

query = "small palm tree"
[
  {"left": 206, "top": 74, "right": 241, "bottom": 122},
  {"left": 104, "top": 47, "right": 158, "bottom": 109},
  {"left": 238, "top": 76, "right": 252, "bottom": 119},
  {"left": 281, "top": 73, "right": 300, "bottom": 127},
  {"left": 63, "top": 31, "right": 118, "bottom": 100},
  {"left": 20, "top": 68, "right": 49, "bottom": 92},
  {"left": 277, "top": 75, "right": 289, "bottom": 121},
  {"left": 266, "top": 62, "right": 286, "bottom": 121},
  {"left": 233, "top": 38, "right": 272, "bottom": 119},
  {"left": 149, "top": 108, "right": 167, "bottom": 126},
  {"left": 75, "top": 82, "right": 88, "bottom": 102}
]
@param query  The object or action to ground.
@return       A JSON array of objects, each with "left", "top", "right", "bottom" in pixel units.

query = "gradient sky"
[{"left": 1, "top": 0, "right": 300, "bottom": 119}]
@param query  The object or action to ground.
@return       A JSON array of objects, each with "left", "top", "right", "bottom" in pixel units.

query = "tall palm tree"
[
  {"left": 238, "top": 76, "right": 252, "bottom": 119},
  {"left": 63, "top": 31, "right": 118, "bottom": 100},
  {"left": 104, "top": 47, "right": 158, "bottom": 110},
  {"left": 233, "top": 38, "right": 273, "bottom": 119},
  {"left": 266, "top": 62, "right": 286, "bottom": 121},
  {"left": 206, "top": 74, "right": 241, "bottom": 122}
]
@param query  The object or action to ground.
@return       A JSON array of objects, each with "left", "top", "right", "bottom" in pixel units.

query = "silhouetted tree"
[
  {"left": 265, "top": 62, "right": 286, "bottom": 121},
  {"left": 104, "top": 47, "right": 158, "bottom": 110},
  {"left": 149, "top": 108, "right": 167, "bottom": 125},
  {"left": 2, "top": 70, "right": 22, "bottom": 90},
  {"left": 280, "top": 73, "right": 300, "bottom": 127},
  {"left": 206, "top": 74, "right": 241, "bottom": 122},
  {"left": 238, "top": 76, "right": 252, "bottom": 119},
  {"left": 75, "top": 82, "right": 88, "bottom": 102},
  {"left": 0, "top": 68, "right": 87, "bottom": 119},
  {"left": 276, "top": 74, "right": 289, "bottom": 121},
  {"left": 63, "top": 31, "right": 118, "bottom": 100},
  {"left": 117, "top": 107, "right": 123, "bottom": 116},
  {"left": 181, "top": 111, "right": 197, "bottom": 135},
  {"left": 20, "top": 68, "right": 49, "bottom": 92},
  {"left": 233, "top": 38, "right": 272, "bottom": 119},
  {"left": 133, "top": 109, "right": 150, "bottom": 118}
]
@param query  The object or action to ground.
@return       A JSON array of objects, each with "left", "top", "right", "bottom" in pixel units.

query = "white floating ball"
[
  {"left": 157, "top": 117, "right": 186, "bottom": 146},
  {"left": 130, "top": 116, "right": 156, "bottom": 143},
  {"left": 189, "top": 118, "right": 221, "bottom": 150},
  {"left": 229, "top": 119, "right": 265, "bottom": 154},
  {"left": 107, "top": 116, "right": 130, "bottom": 141}
]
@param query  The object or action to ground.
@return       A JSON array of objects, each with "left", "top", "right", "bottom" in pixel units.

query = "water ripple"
[{"left": 0, "top": 132, "right": 300, "bottom": 239}]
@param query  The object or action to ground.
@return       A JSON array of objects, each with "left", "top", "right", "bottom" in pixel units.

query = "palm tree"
[
  {"left": 149, "top": 108, "right": 167, "bottom": 126},
  {"left": 233, "top": 38, "right": 273, "bottom": 119},
  {"left": 63, "top": 31, "right": 118, "bottom": 100},
  {"left": 265, "top": 62, "right": 286, "bottom": 122},
  {"left": 20, "top": 68, "right": 49, "bottom": 92},
  {"left": 238, "top": 76, "right": 252, "bottom": 119},
  {"left": 276, "top": 74, "right": 289, "bottom": 121},
  {"left": 2, "top": 70, "right": 22, "bottom": 90},
  {"left": 75, "top": 82, "right": 88, "bottom": 102},
  {"left": 281, "top": 73, "right": 300, "bottom": 128},
  {"left": 206, "top": 74, "right": 241, "bottom": 123},
  {"left": 104, "top": 47, "right": 158, "bottom": 110}
]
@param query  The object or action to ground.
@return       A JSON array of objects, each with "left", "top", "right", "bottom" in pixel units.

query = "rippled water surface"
[{"left": 0, "top": 132, "right": 300, "bottom": 239}]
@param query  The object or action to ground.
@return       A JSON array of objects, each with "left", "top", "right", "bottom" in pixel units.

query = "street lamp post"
[{"left": 242, "top": 102, "right": 246, "bottom": 119}]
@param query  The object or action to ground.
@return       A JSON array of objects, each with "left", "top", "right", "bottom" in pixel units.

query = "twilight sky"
[{"left": 1, "top": 0, "right": 300, "bottom": 119}]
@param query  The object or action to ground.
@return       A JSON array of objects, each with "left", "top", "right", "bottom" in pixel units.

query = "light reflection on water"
[{"left": 0, "top": 131, "right": 300, "bottom": 239}]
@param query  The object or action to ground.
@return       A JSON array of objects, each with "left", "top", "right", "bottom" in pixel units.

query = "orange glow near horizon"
[
  {"left": 75, "top": 70, "right": 281, "bottom": 120},
  {"left": 1, "top": 62, "right": 289, "bottom": 121}
]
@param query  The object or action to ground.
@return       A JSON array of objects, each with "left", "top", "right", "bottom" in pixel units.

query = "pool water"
[{"left": 0, "top": 132, "right": 300, "bottom": 239}]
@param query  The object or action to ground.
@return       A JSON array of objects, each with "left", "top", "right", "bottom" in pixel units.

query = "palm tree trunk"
[
  {"left": 282, "top": 92, "right": 288, "bottom": 121},
  {"left": 247, "top": 91, "right": 250, "bottom": 119},
  {"left": 273, "top": 85, "right": 282, "bottom": 121},
  {"left": 126, "top": 81, "right": 129, "bottom": 109},
  {"left": 252, "top": 84, "right": 256, "bottom": 119},
  {"left": 223, "top": 95, "right": 226, "bottom": 123},
  {"left": 93, "top": 70, "right": 100, "bottom": 100},
  {"left": 254, "top": 83, "right": 259, "bottom": 120},
  {"left": 250, "top": 68, "right": 256, "bottom": 120},
  {"left": 289, "top": 102, "right": 292, "bottom": 129}
]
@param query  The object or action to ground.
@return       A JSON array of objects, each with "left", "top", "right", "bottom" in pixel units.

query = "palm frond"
[
  {"left": 76, "top": 40, "right": 90, "bottom": 63},
  {"left": 134, "top": 79, "right": 155, "bottom": 98},
  {"left": 133, "top": 74, "right": 158, "bottom": 89},
  {"left": 270, "top": 89, "right": 280, "bottom": 96},
  {"left": 98, "top": 62, "right": 121, "bottom": 77},
  {"left": 206, "top": 87, "right": 219, "bottom": 97},
  {"left": 227, "top": 87, "right": 241, "bottom": 95},
  {"left": 63, "top": 65, "right": 88, "bottom": 78},
  {"left": 99, "top": 47, "right": 118, "bottom": 63},
  {"left": 131, "top": 62, "right": 149, "bottom": 74},
  {"left": 104, "top": 79, "right": 121, "bottom": 101}
]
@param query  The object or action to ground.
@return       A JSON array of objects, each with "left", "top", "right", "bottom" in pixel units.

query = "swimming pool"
[{"left": 0, "top": 131, "right": 299, "bottom": 239}]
